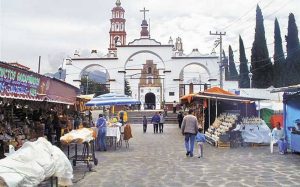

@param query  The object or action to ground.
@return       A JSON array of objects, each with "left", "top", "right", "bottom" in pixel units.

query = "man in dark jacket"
[
  {"left": 151, "top": 112, "right": 160, "bottom": 134},
  {"left": 181, "top": 109, "right": 198, "bottom": 157},
  {"left": 177, "top": 111, "right": 184, "bottom": 129}
]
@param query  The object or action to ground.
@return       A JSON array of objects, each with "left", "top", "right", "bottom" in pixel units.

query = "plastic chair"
[{"left": 270, "top": 132, "right": 277, "bottom": 153}]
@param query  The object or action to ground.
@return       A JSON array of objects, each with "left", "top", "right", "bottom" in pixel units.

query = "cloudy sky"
[{"left": 0, "top": 0, "right": 299, "bottom": 74}]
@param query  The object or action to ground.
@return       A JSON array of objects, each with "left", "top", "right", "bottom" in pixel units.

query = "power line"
[{"left": 222, "top": 0, "right": 263, "bottom": 30}]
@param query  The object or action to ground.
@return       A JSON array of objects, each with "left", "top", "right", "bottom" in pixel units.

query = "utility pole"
[{"left": 210, "top": 31, "right": 226, "bottom": 88}]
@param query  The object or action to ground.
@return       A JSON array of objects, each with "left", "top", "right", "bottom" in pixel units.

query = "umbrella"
[{"left": 85, "top": 93, "right": 141, "bottom": 107}]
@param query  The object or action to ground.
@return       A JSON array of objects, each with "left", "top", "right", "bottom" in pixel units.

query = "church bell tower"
[{"left": 108, "top": 0, "right": 127, "bottom": 56}]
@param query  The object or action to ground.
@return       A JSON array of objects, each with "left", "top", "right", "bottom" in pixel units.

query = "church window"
[
  {"left": 120, "top": 23, "right": 123, "bottom": 31},
  {"left": 116, "top": 24, "right": 119, "bottom": 31},
  {"left": 116, "top": 12, "right": 119, "bottom": 18},
  {"left": 169, "top": 92, "right": 175, "bottom": 96},
  {"left": 112, "top": 23, "right": 115, "bottom": 31},
  {"left": 148, "top": 67, "right": 152, "bottom": 74},
  {"left": 148, "top": 77, "right": 152, "bottom": 84}
]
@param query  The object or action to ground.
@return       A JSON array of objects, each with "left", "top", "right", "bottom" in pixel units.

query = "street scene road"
[{"left": 72, "top": 124, "right": 300, "bottom": 187}]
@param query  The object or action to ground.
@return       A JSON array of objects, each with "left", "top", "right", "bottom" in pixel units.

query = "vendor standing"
[
  {"left": 96, "top": 114, "right": 107, "bottom": 151},
  {"left": 118, "top": 109, "right": 128, "bottom": 126}
]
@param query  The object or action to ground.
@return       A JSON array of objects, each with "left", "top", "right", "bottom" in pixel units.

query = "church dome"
[
  {"left": 112, "top": 6, "right": 124, "bottom": 12},
  {"left": 141, "top": 20, "right": 148, "bottom": 26}
]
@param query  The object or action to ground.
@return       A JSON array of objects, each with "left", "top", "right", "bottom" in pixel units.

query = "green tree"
[
  {"left": 124, "top": 79, "right": 132, "bottom": 96},
  {"left": 81, "top": 77, "right": 109, "bottom": 96},
  {"left": 285, "top": 13, "right": 300, "bottom": 86},
  {"left": 286, "top": 13, "right": 300, "bottom": 58},
  {"left": 238, "top": 35, "right": 250, "bottom": 88},
  {"left": 273, "top": 18, "right": 285, "bottom": 87},
  {"left": 223, "top": 50, "right": 230, "bottom": 81},
  {"left": 251, "top": 5, "right": 273, "bottom": 88},
  {"left": 228, "top": 45, "right": 239, "bottom": 80}
]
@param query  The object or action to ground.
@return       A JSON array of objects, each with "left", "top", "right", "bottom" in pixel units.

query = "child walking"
[
  {"left": 142, "top": 115, "right": 148, "bottom": 133},
  {"left": 195, "top": 128, "right": 205, "bottom": 158}
]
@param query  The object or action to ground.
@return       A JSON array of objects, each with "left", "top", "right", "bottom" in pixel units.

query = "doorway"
[{"left": 145, "top": 92, "right": 156, "bottom": 110}]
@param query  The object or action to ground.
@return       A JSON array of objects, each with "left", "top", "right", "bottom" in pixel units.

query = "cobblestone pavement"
[{"left": 72, "top": 124, "right": 300, "bottom": 187}]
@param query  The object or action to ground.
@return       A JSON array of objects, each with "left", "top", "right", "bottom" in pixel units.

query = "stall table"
[
  {"left": 106, "top": 126, "right": 121, "bottom": 150},
  {"left": 61, "top": 128, "right": 98, "bottom": 171}
]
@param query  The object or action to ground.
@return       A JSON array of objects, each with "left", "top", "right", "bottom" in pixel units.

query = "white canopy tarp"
[
  {"left": 0, "top": 137, "right": 73, "bottom": 187},
  {"left": 240, "top": 121, "right": 271, "bottom": 144}
]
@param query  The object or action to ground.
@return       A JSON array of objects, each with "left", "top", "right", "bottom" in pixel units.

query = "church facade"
[{"left": 64, "top": 0, "right": 234, "bottom": 109}]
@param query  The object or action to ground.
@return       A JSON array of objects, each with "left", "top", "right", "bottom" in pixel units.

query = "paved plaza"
[{"left": 72, "top": 124, "right": 300, "bottom": 187}]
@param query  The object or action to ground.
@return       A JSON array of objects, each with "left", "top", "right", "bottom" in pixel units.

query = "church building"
[{"left": 64, "top": 0, "right": 237, "bottom": 109}]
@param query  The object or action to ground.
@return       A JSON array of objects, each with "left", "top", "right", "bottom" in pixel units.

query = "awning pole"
[
  {"left": 208, "top": 99, "right": 211, "bottom": 127},
  {"left": 203, "top": 105, "right": 205, "bottom": 132},
  {"left": 258, "top": 100, "right": 261, "bottom": 118},
  {"left": 215, "top": 98, "right": 218, "bottom": 117}
]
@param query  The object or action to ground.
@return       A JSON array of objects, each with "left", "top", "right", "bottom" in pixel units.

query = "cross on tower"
[{"left": 140, "top": 7, "right": 149, "bottom": 20}]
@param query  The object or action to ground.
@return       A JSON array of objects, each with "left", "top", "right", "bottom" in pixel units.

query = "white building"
[{"left": 64, "top": 0, "right": 237, "bottom": 109}]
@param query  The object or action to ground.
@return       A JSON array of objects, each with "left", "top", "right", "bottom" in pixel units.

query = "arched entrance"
[
  {"left": 80, "top": 64, "right": 110, "bottom": 96},
  {"left": 145, "top": 92, "right": 156, "bottom": 110}
]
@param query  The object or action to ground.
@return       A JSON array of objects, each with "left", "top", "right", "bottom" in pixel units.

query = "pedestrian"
[
  {"left": 74, "top": 114, "right": 81, "bottom": 129},
  {"left": 177, "top": 111, "right": 184, "bottom": 129},
  {"left": 163, "top": 105, "right": 168, "bottom": 117},
  {"left": 118, "top": 109, "right": 128, "bottom": 126},
  {"left": 195, "top": 128, "right": 206, "bottom": 158},
  {"left": 151, "top": 112, "right": 160, "bottom": 134},
  {"left": 181, "top": 109, "right": 198, "bottom": 157},
  {"left": 142, "top": 115, "right": 148, "bottom": 133},
  {"left": 159, "top": 112, "right": 165, "bottom": 133},
  {"left": 96, "top": 114, "right": 107, "bottom": 151},
  {"left": 271, "top": 122, "right": 287, "bottom": 154},
  {"left": 45, "top": 115, "right": 52, "bottom": 143},
  {"left": 52, "top": 113, "right": 61, "bottom": 146},
  {"left": 173, "top": 101, "right": 177, "bottom": 113}
]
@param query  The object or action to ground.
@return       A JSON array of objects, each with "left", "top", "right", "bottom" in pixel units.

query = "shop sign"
[{"left": 0, "top": 64, "right": 41, "bottom": 98}]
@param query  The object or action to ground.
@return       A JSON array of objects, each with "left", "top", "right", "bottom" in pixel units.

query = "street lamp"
[
  {"left": 248, "top": 72, "right": 253, "bottom": 88},
  {"left": 58, "top": 67, "right": 63, "bottom": 80},
  {"left": 83, "top": 73, "right": 89, "bottom": 95}
]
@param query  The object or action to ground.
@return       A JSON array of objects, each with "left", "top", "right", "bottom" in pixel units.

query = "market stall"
[
  {"left": 272, "top": 85, "right": 300, "bottom": 152},
  {"left": 180, "top": 87, "right": 269, "bottom": 147},
  {"left": 85, "top": 93, "right": 137, "bottom": 149},
  {"left": 0, "top": 61, "right": 79, "bottom": 157}
]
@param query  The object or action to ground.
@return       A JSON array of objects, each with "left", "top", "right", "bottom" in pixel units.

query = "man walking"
[
  {"left": 151, "top": 112, "right": 160, "bottom": 134},
  {"left": 159, "top": 112, "right": 165, "bottom": 133},
  {"left": 177, "top": 111, "right": 184, "bottom": 129},
  {"left": 181, "top": 109, "right": 198, "bottom": 157}
]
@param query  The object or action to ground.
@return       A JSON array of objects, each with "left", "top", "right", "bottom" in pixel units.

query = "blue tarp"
[
  {"left": 284, "top": 94, "right": 300, "bottom": 147},
  {"left": 85, "top": 93, "right": 141, "bottom": 106}
]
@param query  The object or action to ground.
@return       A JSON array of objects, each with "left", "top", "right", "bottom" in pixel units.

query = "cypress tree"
[
  {"left": 285, "top": 13, "right": 300, "bottom": 86},
  {"left": 273, "top": 18, "right": 285, "bottom": 87},
  {"left": 286, "top": 13, "right": 300, "bottom": 58},
  {"left": 223, "top": 50, "right": 230, "bottom": 80},
  {"left": 228, "top": 45, "right": 239, "bottom": 80},
  {"left": 251, "top": 5, "right": 273, "bottom": 88},
  {"left": 238, "top": 35, "right": 250, "bottom": 88}
]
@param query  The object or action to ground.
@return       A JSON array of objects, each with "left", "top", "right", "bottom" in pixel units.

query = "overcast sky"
[{"left": 0, "top": 0, "right": 299, "bottom": 74}]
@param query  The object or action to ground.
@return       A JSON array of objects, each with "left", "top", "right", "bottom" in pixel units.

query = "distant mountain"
[
  {"left": 88, "top": 70, "right": 106, "bottom": 83},
  {"left": 44, "top": 69, "right": 106, "bottom": 83}
]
